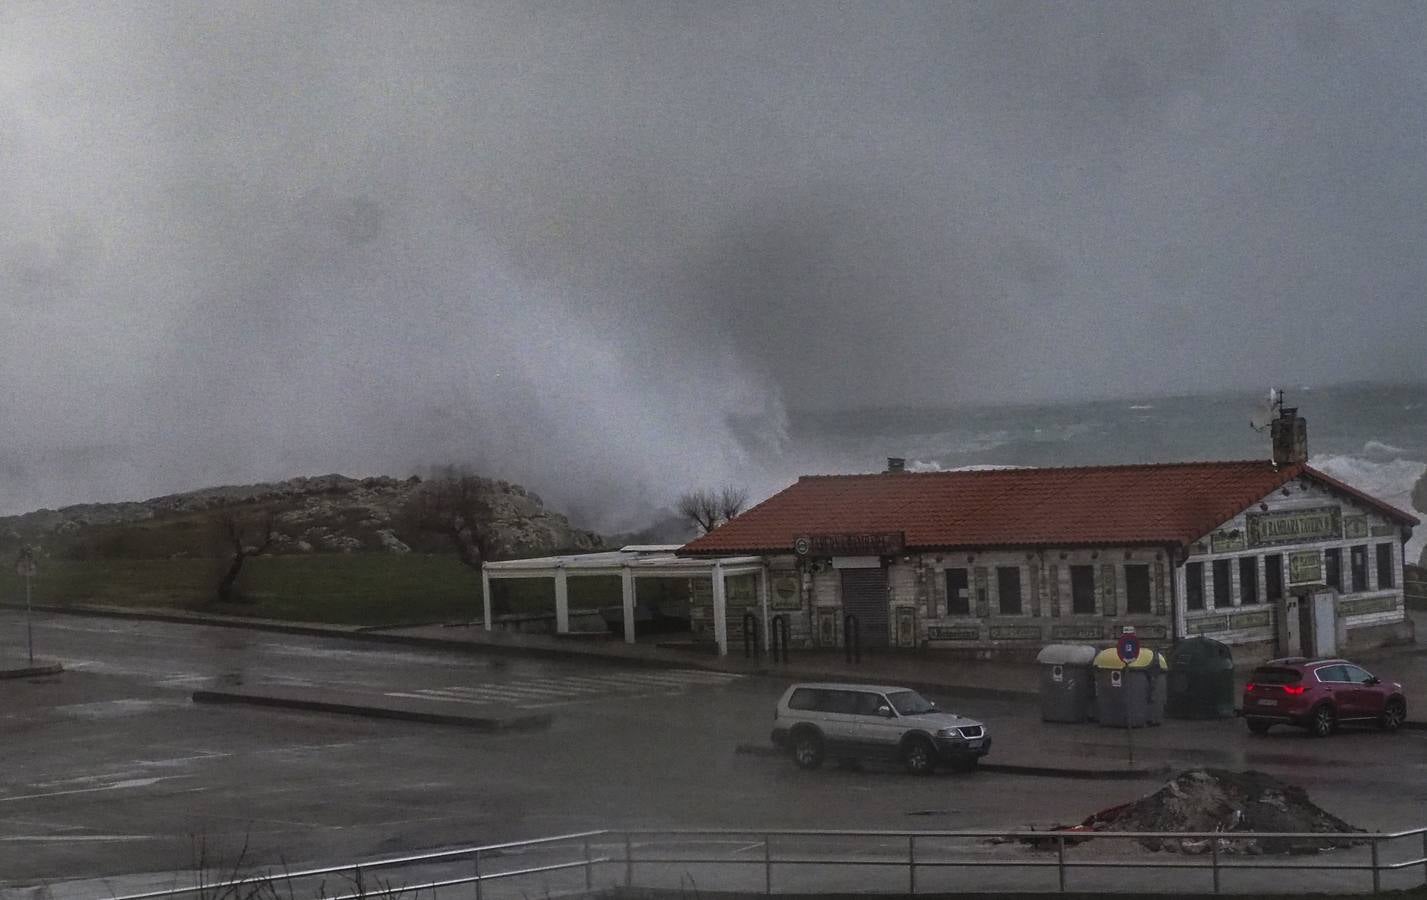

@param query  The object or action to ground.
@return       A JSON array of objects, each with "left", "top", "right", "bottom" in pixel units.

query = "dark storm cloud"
[{"left": 1, "top": 2, "right": 1424, "bottom": 525}]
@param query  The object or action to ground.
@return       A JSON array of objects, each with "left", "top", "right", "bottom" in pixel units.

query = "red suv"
[{"left": 1242, "top": 657, "right": 1407, "bottom": 737}]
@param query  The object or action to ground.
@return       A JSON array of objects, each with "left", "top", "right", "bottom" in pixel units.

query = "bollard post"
[
  {"left": 1421, "top": 830, "right": 1426, "bottom": 887},
  {"left": 743, "top": 613, "right": 759, "bottom": 659}
]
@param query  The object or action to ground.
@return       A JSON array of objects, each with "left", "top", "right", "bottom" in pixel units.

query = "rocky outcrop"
[{"left": 2, "top": 473, "right": 606, "bottom": 560}]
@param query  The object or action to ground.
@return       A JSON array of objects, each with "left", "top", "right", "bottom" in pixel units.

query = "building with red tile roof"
[{"left": 675, "top": 447, "right": 1416, "bottom": 659}]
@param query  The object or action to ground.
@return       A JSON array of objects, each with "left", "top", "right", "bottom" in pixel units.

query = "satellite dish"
[{"left": 1249, "top": 387, "right": 1282, "bottom": 432}]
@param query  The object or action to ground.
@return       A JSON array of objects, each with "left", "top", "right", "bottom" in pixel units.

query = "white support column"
[
  {"left": 622, "top": 566, "right": 637, "bottom": 645},
  {"left": 712, "top": 563, "right": 728, "bottom": 657},
  {"left": 555, "top": 567, "right": 570, "bottom": 634},
  {"left": 481, "top": 567, "right": 493, "bottom": 631},
  {"left": 758, "top": 567, "right": 771, "bottom": 652}
]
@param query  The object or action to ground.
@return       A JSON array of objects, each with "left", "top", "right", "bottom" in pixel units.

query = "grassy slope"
[{"left": 0, "top": 556, "right": 665, "bottom": 626}]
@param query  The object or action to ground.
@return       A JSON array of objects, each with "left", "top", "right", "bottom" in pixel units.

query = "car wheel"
[
  {"left": 1246, "top": 717, "right": 1272, "bottom": 735},
  {"left": 790, "top": 730, "right": 824, "bottom": 770},
  {"left": 1380, "top": 699, "right": 1407, "bottom": 732},
  {"left": 1309, "top": 704, "right": 1336, "bottom": 738},
  {"left": 902, "top": 737, "right": 936, "bottom": 776}
]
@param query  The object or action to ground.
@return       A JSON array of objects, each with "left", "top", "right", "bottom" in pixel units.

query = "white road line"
[
  {"left": 384, "top": 692, "right": 494, "bottom": 705},
  {"left": 0, "top": 777, "right": 188, "bottom": 804}
]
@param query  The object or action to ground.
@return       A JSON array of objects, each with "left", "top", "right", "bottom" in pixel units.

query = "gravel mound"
[{"left": 1040, "top": 768, "right": 1364, "bottom": 855}]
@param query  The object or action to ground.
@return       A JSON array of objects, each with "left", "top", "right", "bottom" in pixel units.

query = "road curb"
[
  {"left": 0, "top": 661, "right": 64, "bottom": 680},
  {"left": 734, "top": 743, "right": 1168, "bottom": 779},
  {"left": 0, "top": 602, "right": 700, "bottom": 671},
  {"left": 191, "top": 688, "right": 552, "bottom": 732},
  {"left": 0, "top": 602, "right": 1045, "bottom": 697}
]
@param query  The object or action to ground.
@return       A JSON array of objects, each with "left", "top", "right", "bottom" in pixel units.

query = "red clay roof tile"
[{"left": 679, "top": 461, "right": 1418, "bottom": 555}]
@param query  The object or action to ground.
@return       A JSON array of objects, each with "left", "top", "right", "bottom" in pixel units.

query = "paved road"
[{"left": 2, "top": 611, "right": 1425, "bottom": 898}]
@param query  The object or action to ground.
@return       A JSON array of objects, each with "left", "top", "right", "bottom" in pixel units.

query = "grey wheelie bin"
[
  {"left": 1093, "top": 646, "right": 1166, "bottom": 728},
  {"left": 1036, "top": 644, "right": 1099, "bottom": 723},
  {"left": 1166, "top": 637, "right": 1236, "bottom": 719}
]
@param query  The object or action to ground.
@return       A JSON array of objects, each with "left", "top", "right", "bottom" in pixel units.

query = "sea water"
[{"left": 777, "top": 383, "right": 1427, "bottom": 566}]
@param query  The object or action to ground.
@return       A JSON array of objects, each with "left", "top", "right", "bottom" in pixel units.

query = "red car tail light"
[
  {"left": 1281, "top": 684, "right": 1306, "bottom": 696},
  {"left": 1244, "top": 683, "right": 1256, "bottom": 693}
]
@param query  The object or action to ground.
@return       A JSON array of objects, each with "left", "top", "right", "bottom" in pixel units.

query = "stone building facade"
[{"left": 682, "top": 451, "right": 1417, "bottom": 660}]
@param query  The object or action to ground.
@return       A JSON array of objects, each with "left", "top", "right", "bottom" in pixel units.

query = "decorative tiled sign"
[
  {"left": 1187, "top": 616, "right": 1228, "bottom": 635},
  {"left": 989, "top": 624, "right": 1042, "bottom": 641},
  {"left": 1230, "top": 610, "right": 1271, "bottom": 629},
  {"left": 1210, "top": 529, "right": 1246, "bottom": 553},
  {"left": 1288, "top": 550, "right": 1323, "bottom": 585},
  {"left": 1343, "top": 516, "right": 1370, "bottom": 540},
  {"left": 1051, "top": 624, "right": 1103, "bottom": 640},
  {"left": 1339, "top": 595, "right": 1397, "bottom": 617},
  {"left": 1371, "top": 524, "right": 1397, "bottom": 537},
  {"left": 927, "top": 626, "right": 980, "bottom": 641},
  {"left": 1245, "top": 505, "right": 1341, "bottom": 547}
]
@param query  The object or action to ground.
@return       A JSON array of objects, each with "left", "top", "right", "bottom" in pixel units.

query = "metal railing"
[
  {"left": 618, "top": 827, "right": 1427, "bottom": 895},
  {"left": 101, "top": 824, "right": 1427, "bottom": 899},
  {"left": 105, "top": 831, "right": 607, "bottom": 900}
]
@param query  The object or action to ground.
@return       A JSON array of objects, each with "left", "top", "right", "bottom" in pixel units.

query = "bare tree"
[
  {"left": 216, "top": 510, "right": 275, "bottom": 603},
  {"left": 677, "top": 485, "right": 748, "bottom": 535},
  {"left": 404, "top": 465, "right": 502, "bottom": 568},
  {"left": 718, "top": 485, "right": 749, "bottom": 523}
]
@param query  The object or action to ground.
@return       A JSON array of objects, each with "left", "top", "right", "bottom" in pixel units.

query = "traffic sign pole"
[
  {"left": 1117, "top": 629, "right": 1140, "bottom": 768},
  {"left": 16, "top": 547, "right": 37, "bottom": 665},
  {"left": 25, "top": 569, "right": 34, "bottom": 665}
]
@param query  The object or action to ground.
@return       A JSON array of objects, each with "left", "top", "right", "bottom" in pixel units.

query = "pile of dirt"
[{"left": 1034, "top": 768, "right": 1363, "bottom": 855}]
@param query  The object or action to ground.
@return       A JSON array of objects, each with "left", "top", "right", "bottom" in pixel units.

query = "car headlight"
[{"left": 936, "top": 728, "right": 962, "bottom": 739}]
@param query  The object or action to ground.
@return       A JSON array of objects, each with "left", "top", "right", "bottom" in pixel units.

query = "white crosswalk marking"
[{"left": 385, "top": 669, "right": 743, "bottom": 709}]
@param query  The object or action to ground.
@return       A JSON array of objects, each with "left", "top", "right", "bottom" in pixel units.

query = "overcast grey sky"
[{"left": 2, "top": 2, "right": 1425, "bottom": 524}]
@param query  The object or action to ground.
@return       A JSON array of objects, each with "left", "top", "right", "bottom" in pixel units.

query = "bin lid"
[
  {"left": 1036, "top": 644, "right": 1099, "bottom": 665},
  {"left": 1093, "top": 647, "right": 1169, "bottom": 670}
]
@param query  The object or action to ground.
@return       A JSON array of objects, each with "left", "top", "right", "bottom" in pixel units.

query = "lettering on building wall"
[
  {"left": 1245, "top": 505, "right": 1341, "bottom": 547},
  {"left": 927, "top": 625, "right": 980, "bottom": 641},
  {"left": 1131, "top": 624, "right": 1169, "bottom": 640},
  {"left": 794, "top": 532, "right": 905, "bottom": 556},
  {"left": 1339, "top": 595, "right": 1397, "bottom": 617},
  {"left": 1288, "top": 550, "right": 1323, "bottom": 585},
  {"left": 988, "top": 624, "right": 1042, "bottom": 641},
  {"left": 1210, "top": 529, "right": 1246, "bottom": 553},
  {"left": 1343, "top": 516, "right": 1370, "bottom": 540}
]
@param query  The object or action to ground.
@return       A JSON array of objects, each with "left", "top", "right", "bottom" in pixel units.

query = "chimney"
[
  {"left": 885, "top": 457, "right": 906, "bottom": 473},
  {"left": 1270, "top": 407, "right": 1308, "bottom": 467}
]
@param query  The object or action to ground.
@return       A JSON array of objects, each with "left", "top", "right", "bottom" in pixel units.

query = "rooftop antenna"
[{"left": 1249, "top": 387, "right": 1283, "bottom": 434}]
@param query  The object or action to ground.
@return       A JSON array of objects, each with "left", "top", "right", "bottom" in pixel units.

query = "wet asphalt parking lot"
[{"left": 3, "top": 611, "right": 1425, "bottom": 897}]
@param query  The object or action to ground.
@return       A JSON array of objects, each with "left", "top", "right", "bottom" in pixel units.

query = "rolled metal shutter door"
[{"left": 840, "top": 567, "right": 889, "bottom": 648}]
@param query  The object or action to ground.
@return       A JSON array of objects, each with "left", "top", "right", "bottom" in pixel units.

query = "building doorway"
[{"left": 840, "top": 566, "right": 889, "bottom": 648}]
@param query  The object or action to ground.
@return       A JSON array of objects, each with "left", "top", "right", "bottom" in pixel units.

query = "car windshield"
[{"left": 886, "top": 690, "right": 936, "bottom": 715}]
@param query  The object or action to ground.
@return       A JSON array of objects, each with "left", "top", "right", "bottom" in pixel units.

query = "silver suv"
[{"left": 771, "top": 682, "right": 991, "bottom": 775}]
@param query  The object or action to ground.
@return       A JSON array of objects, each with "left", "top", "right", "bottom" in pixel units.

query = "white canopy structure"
[{"left": 482, "top": 546, "right": 767, "bottom": 656}]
